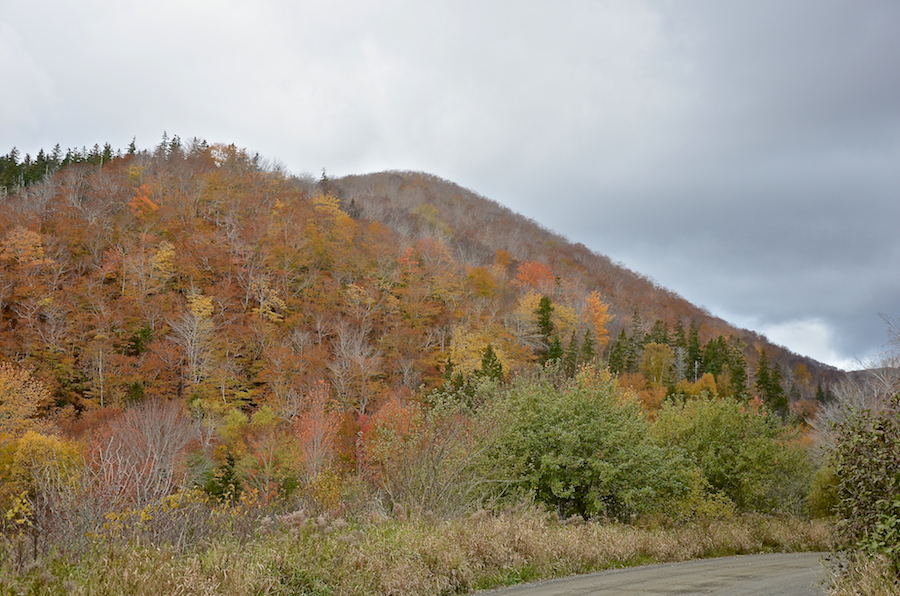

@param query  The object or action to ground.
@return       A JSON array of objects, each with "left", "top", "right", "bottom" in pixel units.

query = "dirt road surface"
[{"left": 479, "top": 552, "right": 832, "bottom": 596}]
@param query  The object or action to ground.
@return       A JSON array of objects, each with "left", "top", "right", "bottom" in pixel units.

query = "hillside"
[
  {"left": 0, "top": 137, "right": 848, "bottom": 594},
  {"left": 0, "top": 139, "right": 840, "bottom": 426}
]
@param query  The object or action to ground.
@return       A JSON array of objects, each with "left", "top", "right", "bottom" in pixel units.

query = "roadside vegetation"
[
  {"left": 818, "top": 371, "right": 900, "bottom": 595},
  {"left": 2, "top": 368, "right": 834, "bottom": 595}
]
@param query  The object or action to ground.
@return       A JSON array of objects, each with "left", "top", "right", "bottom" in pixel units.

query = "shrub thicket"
[
  {"left": 830, "top": 395, "right": 900, "bottom": 575},
  {"left": 484, "top": 368, "right": 692, "bottom": 519},
  {"left": 650, "top": 396, "right": 812, "bottom": 514}
]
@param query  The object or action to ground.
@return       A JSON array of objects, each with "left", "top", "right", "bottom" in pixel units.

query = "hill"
[{"left": 0, "top": 139, "right": 840, "bottom": 426}]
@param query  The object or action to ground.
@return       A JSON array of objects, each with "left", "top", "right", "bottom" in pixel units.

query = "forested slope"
[
  {"left": 0, "top": 137, "right": 853, "bottom": 594},
  {"left": 0, "top": 139, "right": 841, "bottom": 426}
]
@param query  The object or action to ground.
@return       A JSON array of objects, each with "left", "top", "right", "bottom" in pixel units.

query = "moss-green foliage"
[
  {"left": 807, "top": 465, "right": 838, "bottom": 518},
  {"left": 650, "top": 396, "right": 812, "bottom": 514},
  {"left": 485, "top": 369, "right": 691, "bottom": 519}
]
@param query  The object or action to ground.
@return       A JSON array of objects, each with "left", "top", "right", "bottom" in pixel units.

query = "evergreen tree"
[
  {"left": 727, "top": 339, "right": 748, "bottom": 400},
  {"left": 768, "top": 362, "right": 788, "bottom": 418},
  {"left": 102, "top": 142, "right": 114, "bottom": 164},
  {"left": 563, "top": 331, "right": 579, "bottom": 376},
  {"left": 608, "top": 329, "right": 628, "bottom": 375},
  {"left": 672, "top": 319, "right": 687, "bottom": 351},
  {"left": 687, "top": 321, "right": 702, "bottom": 381},
  {"left": 702, "top": 336, "right": 729, "bottom": 377},
  {"left": 478, "top": 344, "right": 504, "bottom": 381},
  {"left": 1, "top": 147, "right": 21, "bottom": 193},
  {"left": 580, "top": 328, "right": 596, "bottom": 364},
  {"left": 624, "top": 312, "right": 644, "bottom": 372},
  {"left": 815, "top": 383, "right": 834, "bottom": 404},
  {"left": 755, "top": 350, "right": 787, "bottom": 418},
  {"left": 546, "top": 335, "right": 563, "bottom": 364},
  {"left": 646, "top": 320, "right": 670, "bottom": 345},
  {"left": 536, "top": 295, "right": 555, "bottom": 339},
  {"left": 629, "top": 312, "right": 645, "bottom": 346},
  {"left": 755, "top": 350, "right": 771, "bottom": 397}
]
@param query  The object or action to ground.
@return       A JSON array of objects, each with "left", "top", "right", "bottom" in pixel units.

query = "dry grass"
[
  {"left": 0, "top": 506, "right": 833, "bottom": 596},
  {"left": 827, "top": 555, "right": 900, "bottom": 596}
]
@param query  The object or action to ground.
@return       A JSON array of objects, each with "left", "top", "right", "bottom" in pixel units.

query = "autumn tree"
[
  {"left": 584, "top": 291, "right": 612, "bottom": 350},
  {"left": 293, "top": 380, "right": 340, "bottom": 482},
  {"left": 641, "top": 342, "right": 675, "bottom": 387},
  {"left": 169, "top": 290, "right": 217, "bottom": 390},
  {"left": 516, "top": 260, "right": 555, "bottom": 293},
  {"left": 0, "top": 362, "right": 51, "bottom": 437},
  {"left": 89, "top": 399, "right": 198, "bottom": 506}
]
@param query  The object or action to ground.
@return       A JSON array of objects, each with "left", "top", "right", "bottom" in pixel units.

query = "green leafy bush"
[
  {"left": 650, "top": 396, "right": 811, "bottom": 514},
  {"left": 485, "top": 368, "right": 691, "bottom": 519},
  {"left": 830, "top": 396, "right": 900, "bottom": 573}
]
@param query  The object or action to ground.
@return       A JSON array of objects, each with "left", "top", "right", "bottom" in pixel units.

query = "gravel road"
[{"left": 479, "top": 552, "right": 832, "bottom": 596}]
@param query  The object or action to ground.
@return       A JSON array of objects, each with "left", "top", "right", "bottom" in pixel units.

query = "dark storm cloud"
[{"left": 2, "top": 0, "right": 898, "bottom": 368}]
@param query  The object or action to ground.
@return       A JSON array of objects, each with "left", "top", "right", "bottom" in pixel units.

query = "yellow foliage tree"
[
  {"left": 640, "top": 342, "right": 675, "bottom": 386},
  {"left": 0, "top": 362, "right": 51, "bottom": 438},
  {"left": 2, "top": 431, "right": 81, "bottom": 485},
  {"left": 0, "top": 431, "right": 82, "bottom": 532},
  {"left": 312, "top": 192, "right": 356, "bottom": 244},
  {"left": 512, "top": 290, "right": 578, "bottom": 346},
  {"left": 250, "top": 277, "right": 287, "bottom": 322},
  {"left": 675, "top": 373, "right": 719, "bottom": 399},
  {"left": 0, "top": 227, "right": 50, "bottom": 267},
  {"left": 449, "top": 324, "right": 521, "bottom": 376},
  {"left": 148, "top": 240, "right": 176, "bottom": 293}
]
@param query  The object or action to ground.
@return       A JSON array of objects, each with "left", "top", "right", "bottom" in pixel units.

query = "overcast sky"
[{"left": 3, "top": 1, "right": 899, "bottom": 370}]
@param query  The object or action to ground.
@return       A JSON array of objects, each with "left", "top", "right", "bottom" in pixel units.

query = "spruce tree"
[
  {"left": 536, "top": 295, "right": 555, "bottom": 339},
  {"left": 546, "top": 335, "right": 564, "bottom": 364},
  {"left": 768, "top": 361, "right": 788, "bottom": 418},
  {"left": 687, "top": 322, "right": 702, "bottom": 381},
  {"left": 478, "top": 344, "right": 503, "bottom": 381},
  {"left": 755, "top": 349, "right": 787, "bottom": 418},
  {"left": 608, "top": 329, "right": 627, "bottom": 375},
  {"left": 672, "top": 319, "right": 687, "bottom": 350},
  {"left": 647, "top": 320, "right": 670, "bottom": 345},
  {"left": 624, "top": 313, "right": 644, "bottom": 372},
  {"left": 728, "top": 339, "right": 748, "bottom": 400},
  {"left": 580, "top": 328, "right": 596, "bottom": 364},
  {"left": 563, "top": 331, "right": 579, "bottom": 376}
]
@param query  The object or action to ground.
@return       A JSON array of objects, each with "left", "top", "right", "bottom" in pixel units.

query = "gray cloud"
[{"left": 3, "top": 0, "right": 898, "bottom": 369}]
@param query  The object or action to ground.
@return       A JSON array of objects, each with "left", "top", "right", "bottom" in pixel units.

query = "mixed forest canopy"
[{"left": 0, "top": 136, "right": 840, "bottom": 427}]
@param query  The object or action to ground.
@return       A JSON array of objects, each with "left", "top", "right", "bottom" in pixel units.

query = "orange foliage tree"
[
  {"left": 585, "top": 290, "right": 613, "bottom": 348},
  {"left": 515, "top": 260, "right": 555, "bottom": 293}
]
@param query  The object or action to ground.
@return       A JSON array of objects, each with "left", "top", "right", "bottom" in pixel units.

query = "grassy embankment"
[{"left": 1, "top": 505, "right": 831, "bottom": 596}]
